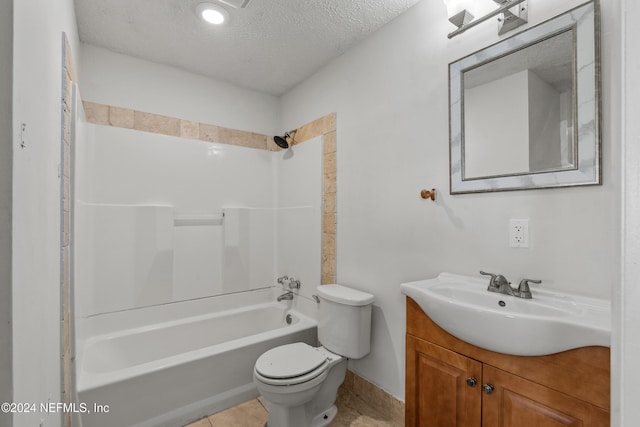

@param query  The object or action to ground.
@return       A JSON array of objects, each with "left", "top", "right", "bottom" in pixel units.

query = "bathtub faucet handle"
[
  {"left": 289, "top": 279, "right": 301, "bottom": 289},
  {"left": 277, "top": 275, "right": 289, "bottom": 285}
]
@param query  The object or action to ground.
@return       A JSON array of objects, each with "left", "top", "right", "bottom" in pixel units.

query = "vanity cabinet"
[
  {"left": 406, "top": 335, "right": 481, "bottom": 425},
  {"left": 405, "top": 298, "right": 610, "bottom": 427}
]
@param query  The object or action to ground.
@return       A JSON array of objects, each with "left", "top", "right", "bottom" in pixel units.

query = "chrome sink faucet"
[{"left": 479, "top": 271, "right": 541, "bottom": 299}]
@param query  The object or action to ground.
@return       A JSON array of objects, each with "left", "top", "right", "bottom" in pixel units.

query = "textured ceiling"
[{"left": 75, "top": 0, "right": 423, "bottom": 96}]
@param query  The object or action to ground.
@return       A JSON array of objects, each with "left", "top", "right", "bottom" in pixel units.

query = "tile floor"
[{"left": 184, "top": 387, "right": 402, "bottom": 427}]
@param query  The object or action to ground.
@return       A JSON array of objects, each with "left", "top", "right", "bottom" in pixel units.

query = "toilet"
[{"left": 253, "top": 284, "right": 374, "bottom": 427}]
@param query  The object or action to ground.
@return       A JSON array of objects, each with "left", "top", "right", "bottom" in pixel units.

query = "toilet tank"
[{"left": 316, "top": 284, "right": 374, "bottom": 359}]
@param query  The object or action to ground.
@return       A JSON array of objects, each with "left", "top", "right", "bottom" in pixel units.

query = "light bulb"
[{"left": 196, "top": 3, "right": 229, "bottom": 25}]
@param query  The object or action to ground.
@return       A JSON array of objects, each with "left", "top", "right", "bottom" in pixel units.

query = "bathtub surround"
[
  {"left": 74, "top": 125, "right": 324, "bottom": 314},
  {"left": 73, "top": 104, "right": 330, "bottom": 423},
  {"left": 0, "top": 0, "right": 13, "bottom": 425},
  {"left": 75, "top": 126, "right": 274, "bottom": 315},
  {"left": 222, "top": 208, "right": 276, "bottom": 294},
  {"left": 76, "top": 203, "right": 177, "bottom": 315},
  {"left": 81, "top": 104, "right": 338, "bottom": 288}
]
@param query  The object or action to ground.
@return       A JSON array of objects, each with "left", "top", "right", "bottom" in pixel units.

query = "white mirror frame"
[{"left": 449, "top": 1, "right": 600, "bottom": 194}]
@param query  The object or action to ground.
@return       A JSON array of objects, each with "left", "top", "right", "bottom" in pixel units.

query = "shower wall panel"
[
  {"left": 75, "top": 125, "right": 323, "bottom": 318},
  {"left": 76, "top": 125, "right": 275, "bottom": 317}
]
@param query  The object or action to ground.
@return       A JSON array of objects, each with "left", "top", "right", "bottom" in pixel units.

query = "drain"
[
  {"left": 285, "top": 314, "right": 292, "bottom": 324},
  {"left": 498, "top": 300, "right": 506, "bottom": 307}
]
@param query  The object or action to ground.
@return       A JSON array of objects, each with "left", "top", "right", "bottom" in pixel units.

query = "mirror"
[{"left": 449, "top": 1, "right": 600, "bottom": 194}]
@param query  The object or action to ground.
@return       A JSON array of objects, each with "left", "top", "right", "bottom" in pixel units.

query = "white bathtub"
[{"left": 77, "top": 291, "right": 317, "bottom": 427}]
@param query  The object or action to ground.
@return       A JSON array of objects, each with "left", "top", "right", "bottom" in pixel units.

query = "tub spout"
[{"left": 277, "top": 291, "right": 294, "bottom": 302}]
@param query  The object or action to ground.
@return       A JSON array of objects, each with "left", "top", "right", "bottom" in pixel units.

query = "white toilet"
[{"left": 253, "top": 284, "right": 374, "bottom": 427}]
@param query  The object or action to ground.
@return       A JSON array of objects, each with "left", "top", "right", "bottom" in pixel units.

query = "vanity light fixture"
[
  {"left": 444, "top": 0, "right": 528, "bottom": 39},
  {"left": 442, "top": 0, "right": 476, "bottom": 27},
  {"left": 197, "top": 3, "right": 230, "bottom": 25}
]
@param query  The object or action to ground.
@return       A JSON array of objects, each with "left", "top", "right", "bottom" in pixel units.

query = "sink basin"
[{"left": 400, "top": 273, "right": 610, "bottom": 356}]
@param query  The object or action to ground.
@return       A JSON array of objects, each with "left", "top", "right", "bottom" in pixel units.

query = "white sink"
[{"left": 400, "top": 273, "right": 611, "bottom": 356}]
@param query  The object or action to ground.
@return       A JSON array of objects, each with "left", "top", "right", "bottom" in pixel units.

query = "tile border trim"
[
  {"left": 83, "top": 101, "right": 271, "bottom": 150},
  {"left": 61, "top": 33, "right": 75, "bottom": 427},
  {"left": 287, "top": 113, "right": 337, "bottom": 285}
]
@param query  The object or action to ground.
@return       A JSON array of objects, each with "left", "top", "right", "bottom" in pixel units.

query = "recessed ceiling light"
[{"left": 196, "top": 3, "right": 229, "bottom": 25}]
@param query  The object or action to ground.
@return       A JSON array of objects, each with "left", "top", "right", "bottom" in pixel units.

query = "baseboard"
[{"left": 339, "top": 370, "right": 404, "bottom": 425}]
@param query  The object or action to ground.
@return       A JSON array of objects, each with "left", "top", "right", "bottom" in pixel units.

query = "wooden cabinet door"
[
  {"left": 482, "top": 365, "right": 609, "bottom": 427},
  {"left": 406, "top": 335, "right": 482, "bottom": 427}
]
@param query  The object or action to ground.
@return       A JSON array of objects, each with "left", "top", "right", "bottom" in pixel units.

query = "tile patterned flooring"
[{"left": 184, "top": 387, "right": 402, "bottom": 427}]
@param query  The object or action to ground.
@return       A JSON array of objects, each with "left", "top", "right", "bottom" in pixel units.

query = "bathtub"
[{"left": 77, "top": 290, "right": 317, "bottom": 427}]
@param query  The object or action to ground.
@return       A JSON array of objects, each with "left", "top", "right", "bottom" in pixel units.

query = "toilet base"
[
  {"left": 264, "top": 405, "right": 338, "bottom": 427},
  {"left": 261, "top": 356, "right": 347, "bottom": 427},
  {"left": 265, "top": 405, "right": 336, "bottom": 427},
  {"left": 309, "top": 404, "right": 337, "bottom": 427}
]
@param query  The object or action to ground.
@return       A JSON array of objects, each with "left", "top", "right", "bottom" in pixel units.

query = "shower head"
[
  {"left": 274, "top": 135, "right": 290, "bottom": 149},
  {"left": 273, "top": 130, "right": 298, "bottom": 149}
]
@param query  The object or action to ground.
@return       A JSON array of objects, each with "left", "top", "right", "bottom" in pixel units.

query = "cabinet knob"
[
  {"left": 466, "top": 377, "right": 477, "bottom": 387},
  {"left": 482, "top": 384, "right": 495, "bottom": 394}
]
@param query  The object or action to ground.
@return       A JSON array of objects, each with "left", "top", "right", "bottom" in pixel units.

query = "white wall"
[
  {"left": 79, "top": 44, "right": 281, "bottom": 136},
  {"left": 0, "top": 0, "right": 13, "bottom": 425},
  {"left": 528, "top": 70, "right": 562, "bottom": 171},
  {"left": 464, "top": 70, "right": 530, "bottom": 177},
  {"left": 281, "top": 0, "right": 621, "bottom": 400},
  {"left": 12, "top": 0, "right": 80, "bottom": 425}
]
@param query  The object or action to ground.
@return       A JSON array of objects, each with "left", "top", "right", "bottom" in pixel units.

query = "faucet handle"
[
  {"left": 518, "top": 278, "right": 541, "bottom": 288},
  {"left": 517, "top": 278, "right": 541, "bottom": 299},
  {"left": 480, "top": 271, "right": 503, "bottom": 286},
  {"left": 480, "top": 271, "right": 498, "bottom": 289},
  {"left": 277, "top": 275, "right": 289, "bottom": 285},
  {"left": 479, "top": 271, "right": 498, "bottom": 282},
  {"left": 480, "top": 271, "right": 511, "bottom": 290},
  {"left": 289, "top": 279, "right": 301, "bottom": 289}
]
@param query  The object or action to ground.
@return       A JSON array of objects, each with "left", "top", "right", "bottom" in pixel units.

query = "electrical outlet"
[{"left": 509, "top": 219, "right": 529, "bottom": 248}]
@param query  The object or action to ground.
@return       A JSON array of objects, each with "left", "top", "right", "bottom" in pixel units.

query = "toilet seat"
[{"left": 254, "top": 343, "right": 331, "bottom": 386}]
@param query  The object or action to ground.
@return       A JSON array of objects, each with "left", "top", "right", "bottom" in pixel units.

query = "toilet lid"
[{"left": 255, "top": 343, "right": 328, "bottom": 379}]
